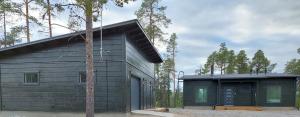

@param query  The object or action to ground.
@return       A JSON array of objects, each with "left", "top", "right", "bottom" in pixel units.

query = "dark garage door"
[{"left": 131, "top": 76, "right": 140, "bottom": 110}]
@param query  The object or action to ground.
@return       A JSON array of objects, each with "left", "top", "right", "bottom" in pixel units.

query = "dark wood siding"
[
  {"left": 0, "top": 34, "right": 127, "bottom": 112},
  {"left": 125, "top": 35, "right": 155, "bottom": 111},
  {"left": 220, "top": 82, "right": 256, "bottom": 106},
  {"left": 183, "top": 80, "right": 217, "bottom": 106},
  {"left": 256, "top": 78, "right": 296, "bottom": 107},
  {"left": 183, "top": 78, "right": 297, "bottom": 107}
]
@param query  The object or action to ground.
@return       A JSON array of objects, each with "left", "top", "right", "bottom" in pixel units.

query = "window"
[
  {"left": 266, "top": 85, "right": 281, "bottom": 103},
  {"left": 195, "top": 87, "right": 208, "bottom": 103},
  {"left": 24, "top": 72, "right": 39, "bottom": 84},
  {"left": 79, "top": 72, "right": 86, "bottom": 83}
]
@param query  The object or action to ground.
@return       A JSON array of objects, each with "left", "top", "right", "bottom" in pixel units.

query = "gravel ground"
[
  {"left": 0, "top": 111, "right": 160, "bottom": 117},
  {"left": 169, "top": 108, "right": 300, "bottom": 117}
]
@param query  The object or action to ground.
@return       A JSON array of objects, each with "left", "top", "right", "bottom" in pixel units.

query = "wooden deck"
[{"left": 214, "top": 106, "right": 263, "bottom": 111}]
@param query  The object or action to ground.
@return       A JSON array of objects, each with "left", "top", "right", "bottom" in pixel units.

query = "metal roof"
[
  {"left": 0, "top": 19, "right": 163, "bottom": 63},
  {"left": 179, "top": 73, "right": 300, "bottom": 80}
]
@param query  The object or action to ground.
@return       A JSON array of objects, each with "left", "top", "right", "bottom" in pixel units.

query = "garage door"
[{"left": 131, "top": 76, "right": 140, "bottom": 111}]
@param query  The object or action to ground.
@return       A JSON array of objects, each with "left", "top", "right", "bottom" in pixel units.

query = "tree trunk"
[
  {"left": 149, "top": 0, "right": 154, "bottom": 45},
  {"left": 221, "top": 66, "right": 223, "bottom": 75},
  {"left": 25, "top": 0, "right": 30, "bottom": 42},
  {"left": 47, "top": 0, "right": 52, "bottom": 37},
  {"left": 172, "top": 48, "right": 175, "bottom": 107},
  {"left": 85, "top": 1, "right": 94, "bottom": 117},
  {"left": 3, "top": 10, "right": 7, "bottom": 47}
]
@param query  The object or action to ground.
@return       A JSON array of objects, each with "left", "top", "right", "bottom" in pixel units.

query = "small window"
[
  {"left": 266, "top": 85, "right": 281, "bottom": 103},
  {"left": 79, "top": 72, "right": 86, "bottom": 83},
  {"left": 195, "top": 87, "right": 208, "bottom": 103},
  {"left": 24, "top": 72, "right": 39, "bottom": 84}
]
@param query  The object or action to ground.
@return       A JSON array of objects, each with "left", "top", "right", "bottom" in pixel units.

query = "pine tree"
[
  {"left": 166, "top": 33, "right": 177, "bottom": 107},
  {"left": 54, "top": 0, "right": 132, "bottom": 116},
  {"left": 285, "top": 59, "right": 300, "bottom": 75},
  {"left": 202, "top": 51, "right": 217, "bottom": 75},
  {"left": 285, "top": 48, "right": 300, "bottom": 75},
  {"left": 0, "top": 0, "right": 24, "bottom": 47},
  {"left": 215, "top": 42, "right": 228, "bottom": 74},
  {"left": 135, "top": 0, "right": 171, "bottom": 46},
  {"left": 251, "top": 50, "right": 271, "bottom": 73},
  {"left": 136, "top": 0, "right": 171, "bottom": 107},
  {"left": 236, "top": 50, "right": 249, "bottom": 74},
  {"left": 226, "top": 50, "right": 236, "bottom": 74},
  {"left": 34, "top": 0, "right": 58, "bottom": 38}
]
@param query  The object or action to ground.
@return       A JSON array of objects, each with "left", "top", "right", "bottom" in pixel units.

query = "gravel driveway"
[
  {"left": 169, "top": 108, "right": 300, "bottom": 117},
  {"left": 0, "top": 111, "right": 160, "bottom": 117}
]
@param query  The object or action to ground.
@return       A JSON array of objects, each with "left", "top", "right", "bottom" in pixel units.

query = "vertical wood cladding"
[
  {"left": 183, "top": 78, "right": 297, "bottom": 107},
  {"left": 125, "top": 36, "right": 155, "bottom": 111},
  {"left": 0, "top": 34, "right": 127, "bottom": 112}
]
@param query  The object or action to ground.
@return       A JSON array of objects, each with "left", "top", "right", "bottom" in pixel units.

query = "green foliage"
[
  {"left": 215, "top": 43, "right": 228, "bottom": 74},
  {"left": 0, "top": 26, "right": 24, "bottom": 46},
  {"left": 0, "top": 0, "right": 25, "bottom": 47},
  {"left": 201, "top": 51, "right": 217, "bottom": 74},
  {"left": 53, "top": 0, "right": 132, "bottom": 29},
  {"left": 284, "top": 48, "right": 300, "bottom": 109},
  {"left": 136, "top": 0, "right": 173, "bottom": 108},
  {"left": 155, "top": 57, "right": 172, "bottom": 107},
  {"left": 135, "top": 0, "right": 171, "bottom": 45},
  {"left": 166, "top": 33, "right": 177, "bottom": 56},
  {"left": 0, "top": 0, "right": 22, "bottom": 14},
  {"left": 236, "top": 50, "right": 249, "bottom": 74},
  {"left": 251, "top": 50, "right": 270, "bottom": 73},
  {"left": 226, "top": 50, "right": 236, "bottom": 74},
  {"left": 155, "top": 33, "right": 178, "bottom": 107},
  {"left": 202, "top": 43, "right": 276, "bottom": 75},
  {"left": 285, "top": 59, "right": 300, "bottom": 75}
]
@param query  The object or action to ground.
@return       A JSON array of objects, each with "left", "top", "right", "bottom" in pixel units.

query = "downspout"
[
  {"left": 177, "top": 71, "right": 184, "bottom": 109},
  {"left": 0, "top": 64, "right": 2, "bottom": 110}
]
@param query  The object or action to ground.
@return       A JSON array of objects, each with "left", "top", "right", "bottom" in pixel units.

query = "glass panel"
[
  {"left": 195, "top": 87, "right": 207, "bottom": 103},
  {"left": 80, "top": 72, "right": 86, "bottom": 83},
  {"left": 25, "top": 73, "right": 38, "bottom": 83},
  {"left": 266, "top": 85, "right": 281, "bottom": 103}
]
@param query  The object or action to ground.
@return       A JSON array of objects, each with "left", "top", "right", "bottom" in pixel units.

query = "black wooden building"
[
  {"left": 180, "top": 73, "right": 299, "bottom": 107},
  {"left": 0, "top": 20, "right": 162, "bottom": 112}
]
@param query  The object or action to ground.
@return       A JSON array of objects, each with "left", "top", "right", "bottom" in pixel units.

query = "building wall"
[
  {"left": 183, "top": 80, "right": 217, "bottom": 106},
  {"left": 125, "top": 35, "right": 155, "bottom": 111},
  {"left": 183, "top": 78, "right": 297, "bottom": 107},
  {"left": 256, "top": 78, "right": 296, "bottom": 107},
  {"left": 0, "top": 34, "right": 127, "bottom": 112}
]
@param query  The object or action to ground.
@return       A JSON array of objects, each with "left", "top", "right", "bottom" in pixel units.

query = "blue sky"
[{"left": 4, "top": 0, "right": 300, "bottom": 75}]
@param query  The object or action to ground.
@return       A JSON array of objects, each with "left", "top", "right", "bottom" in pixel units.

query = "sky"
[{"left": 3, "top": 0, "right": 300, "bottom": 75}]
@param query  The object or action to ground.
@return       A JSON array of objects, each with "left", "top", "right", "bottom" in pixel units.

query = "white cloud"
[
  {"left": 4, "top": 0, "right": 299, "bottom": 75},
  {"left": 164, "top": 0, "right": 300, "bottom": 74}
]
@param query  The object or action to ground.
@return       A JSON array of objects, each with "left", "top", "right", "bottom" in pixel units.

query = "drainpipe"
[
  {"left": 0, "top": 64, "right": 2, "bottom": 110},
  {"left": 177, "top": 71, "right": 184, "bottom": 108}
]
